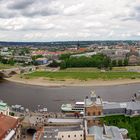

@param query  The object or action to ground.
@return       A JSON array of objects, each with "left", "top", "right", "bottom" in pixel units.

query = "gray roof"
[
  {"left": 103, "top": 102, "right": 127, "bottom": 110},
  {"left": 103, "top": 101, "right": 140, "bottom": 111},
  {"left": 126, "top": 101, "right": 140, "bottom": 110},
  {"left": 88, "top": 125, "right": 124, "bottom": 140}
]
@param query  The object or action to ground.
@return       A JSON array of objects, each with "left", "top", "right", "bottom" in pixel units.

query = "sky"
[{"left": 0, "top": 0, "right": 140, "bottom": 42}]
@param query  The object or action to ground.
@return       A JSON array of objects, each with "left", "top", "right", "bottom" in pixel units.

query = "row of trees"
[
  {"left": 0, "top": 55, "right": 32, "bottom": 66},
  {"left": 60, "top": 54, "right": 111, "bottom": 69},
  {"left": 112, "top": 59, "right": 128, "bottom": 67},
  {"left": 59, "top": 53, "right": 128, "bottom": 69},
  {"left": 0, "top": 56, "right": 15, "bottom": 66}
]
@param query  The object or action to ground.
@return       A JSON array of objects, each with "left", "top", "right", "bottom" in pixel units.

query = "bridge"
[
  {"left": 0, "top": 65, "right": 48, "bottom": 78},
  {"left": 0, "top": 61, "right": 57, "bottom": 78}
]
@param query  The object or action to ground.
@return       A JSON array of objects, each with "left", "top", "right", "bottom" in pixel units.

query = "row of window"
[
  {"left": 61, "top": 134, "right": 83, "bottom": 138},
  {"left": 87, "top": 111, "right": 101, "bottom": 116},
  {"left": 88, "top": 120, "right": 100, "bottom": 124}
]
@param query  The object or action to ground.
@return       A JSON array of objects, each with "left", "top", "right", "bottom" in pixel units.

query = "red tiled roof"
[{"left": 0, "top": 114, "right": 18, "bottom": 139}]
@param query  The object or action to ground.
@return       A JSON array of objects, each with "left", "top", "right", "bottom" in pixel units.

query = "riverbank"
[{"left": 5, "top": 75, "right": 140, "bottom": 87}]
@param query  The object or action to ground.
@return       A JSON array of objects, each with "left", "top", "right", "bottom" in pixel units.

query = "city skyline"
[{"left": 0, "top": 0, "right": 140, "bottom": 41}]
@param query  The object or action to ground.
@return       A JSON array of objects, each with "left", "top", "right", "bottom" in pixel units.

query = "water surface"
[{"left": 0, "top": 79, "right": 140, "bottom": 112}]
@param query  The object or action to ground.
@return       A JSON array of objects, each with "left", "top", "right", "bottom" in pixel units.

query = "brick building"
[{"left": 84, "top": 91, "right": 103, "bottom": 126}]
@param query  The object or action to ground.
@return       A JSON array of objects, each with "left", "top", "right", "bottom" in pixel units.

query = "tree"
[
  {"left": 109, "top": 63, "right": 112, "bottom": 70},
  {"left": 59, "top": 54, "right": 70, "bottom": 60},
  {"left": 118, "top": 59, "right": 123, "bottom": 66},
  {"left": 49, "top": 60, "right": 60, "bottom": 67},
  {"left": 32, "top": 55, "right": 44, "bottom": 61},
  {"left": 8, "top": 58, "right": 15, "bottom": 66},
  {"left": 60, "top": 61, "right": 67, "bottom": 69},
  {"left": 0, "top": 55, "right": 2, "bottom": 62},
  {"left": 1, "top": 59, "right": 8, "bottom": 64},
  {"left": 124, "top": 58, "right": 128, "bottom": 66},
  {"left": 60, "top": 54, "right": 112, "bottom": 69},
  {"left": 112, "top": 60, "right": 117, "bottom": 67}
]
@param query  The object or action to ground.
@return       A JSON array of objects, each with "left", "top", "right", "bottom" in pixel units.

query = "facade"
[
  {"left": 84, "top": 91, "right": 103, "bottom": 126},
  {"left": 13, "top": 55, "right": 32, "bottom": 63},
  {"left": 0, "top": 114, "right": 21, "bottom": 140},
  {"left": 35, "top": 58, "right": 48, "bottom": 65},
  {"left": 128, "top": 55, "right": 140, "bottom": 65},
  {"left": 0, "top": 101, "right": 9, "bottom": 115},
  {"left": 57, "top": 130, "right": 84, "bottom": 140},
  {"left": 35, "top": 125, "right": 84, "bottom": 140}
]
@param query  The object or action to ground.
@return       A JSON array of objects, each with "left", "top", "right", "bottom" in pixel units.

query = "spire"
[
  {"left": 91, "top": 90, "right": 96, "bottom": 98},
  {"left": 90, "top": 90, "right": 97, "bottom": 102}
]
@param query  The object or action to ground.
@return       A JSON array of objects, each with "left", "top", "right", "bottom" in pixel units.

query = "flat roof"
[
  {"left": 0, "top": 102, "right": 7, "bottom": 107},
  {"left": 40, "top": 126, "right": 83, "bottom": 140},
  {"left": 76, "top": 102, "right": 84, "bottom": 105}
]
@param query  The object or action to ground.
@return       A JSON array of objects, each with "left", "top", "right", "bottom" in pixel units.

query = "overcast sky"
[{"left": 0, "top": 0, "right": 140, "bottom": 42}]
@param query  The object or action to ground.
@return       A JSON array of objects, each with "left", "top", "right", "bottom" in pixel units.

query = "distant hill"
[{"left": 0, "top": 40, "right": 139, "bottom": 48}]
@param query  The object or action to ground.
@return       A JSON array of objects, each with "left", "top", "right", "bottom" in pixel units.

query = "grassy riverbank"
[
  {"left": 102, "top": 115, "right": 140, "bottom": 140},
  {"left": 23, "top": 70, "right": 140, "bottom": 80},
  {"left": 0, "top": 63, "right": 14, "bottom": 70}
]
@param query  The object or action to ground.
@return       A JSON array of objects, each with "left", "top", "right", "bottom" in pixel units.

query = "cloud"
[
  {"left": 0, "top": 0, "right": 139, "bottom": 41},
  {"left": 8, "top": 0, "right": 34, "bottom": 10}
]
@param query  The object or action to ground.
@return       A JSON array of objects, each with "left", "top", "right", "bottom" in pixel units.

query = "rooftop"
[
  {"left": 88, "top": 125, "right": 124, "bottom": 140},
  {"left": 0, "top": 114, "right": 18, "bottom": 139},
  {"left": 40, "top": 126, "right": 83, "bottom": 140}
]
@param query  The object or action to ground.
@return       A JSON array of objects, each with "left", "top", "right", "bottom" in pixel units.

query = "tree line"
[{"left": 59, "top": 53, "right": 128, "bottom": 69}]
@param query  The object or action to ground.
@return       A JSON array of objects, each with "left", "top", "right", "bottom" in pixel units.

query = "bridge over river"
[
  {"left": 0, "top": 67, "right": 36, "bottom": 78},
  {"left": 0, "top": 64, "right": 51, "bottom": 78}
]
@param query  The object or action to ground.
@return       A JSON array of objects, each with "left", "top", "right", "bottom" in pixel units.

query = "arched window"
[{"left": 88, "top": 112, "right": 90, "bottom": 116}]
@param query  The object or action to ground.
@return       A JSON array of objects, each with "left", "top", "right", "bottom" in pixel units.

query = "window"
[
  {"left": 88, "top": 112, "right": 90, "bottom": 116},
  {"left": 98, "top": 111, "right": 101, "bottom": 115},
  {"left": 93, "top": 112, "right": 95, "bottom": 116},
  {"left": 62, "top": 135, "right": 64, "bottom": 138},
  {"left": 74, "top": 135, "right": 76, "bottom": 137},
  {"left": 68, "top": 135, "right": 70, "bottom": 138}
]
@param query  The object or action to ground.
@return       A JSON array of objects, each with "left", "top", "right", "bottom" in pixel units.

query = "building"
[
  {"left": 61, "top": 91, "right": 140, "bottom": 117},
  {"left": 71, "top": 52, "right": 97, "bottom": 58},
  {"left": 86, "top": 124, "right": 129, "bottom": 140},
  {"left": 0, "top": 114, "right": 21, "bottom": 139},
  {"left": 35, "top": 123, "right": 84, "bottom": 140},
  {"left": 35, "top": 58, "right": 48, "bottom": 65},
  {"left": 0, "top": 101, "right": 10, "bottom": 115},
  {"left": 84, "top": 91, "right": 103, "bottom": 126},
  {"left": 0, "top": 47, "right": 12, "bottom": 56},
  {"left": 13, "top": 55, "right": 32, "bottom": 63},
  {"left": 128, "top": 55, "right": 140, "bottom": 65}
]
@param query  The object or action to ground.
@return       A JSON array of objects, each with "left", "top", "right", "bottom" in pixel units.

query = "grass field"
[
  {"left": 24, "top": 71, "right": 140, "bottom": 80},
  {"left": 102, "top": 115, "right": 140, "bottom": 140},
  {"left": 0, "top": 63, "right": 14, "bottom": 70},
  {"left": 61, "top": 67, "right": 128, "bottom": 72},
  {"left": 61, "top": 68, "right": 100, "bottom": 72}
]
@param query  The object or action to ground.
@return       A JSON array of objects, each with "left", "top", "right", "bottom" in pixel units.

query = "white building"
[
  {"left": 0, "top": 101, "right": 10, "bottom": 115},
  {"left": 57, "top": 130, "right": 84, "bottom": 140}
]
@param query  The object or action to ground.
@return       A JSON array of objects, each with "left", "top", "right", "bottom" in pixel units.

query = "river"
[{"left": 0, "top": 79, "right": 140, "bottom": 112}]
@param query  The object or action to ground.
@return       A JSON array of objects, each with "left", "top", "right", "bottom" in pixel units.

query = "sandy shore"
[{"left": 5, "top": 75, "right": 140, "bottom": 87}]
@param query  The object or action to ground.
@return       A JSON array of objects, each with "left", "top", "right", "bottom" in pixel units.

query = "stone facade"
[{"left": 84, "top": 91, "right": 103, "bottom": 127}]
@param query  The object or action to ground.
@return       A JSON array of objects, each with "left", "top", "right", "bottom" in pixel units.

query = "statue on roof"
[{"left": 91, "top": 90, "right": 96, "bottom": 97}]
